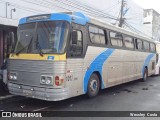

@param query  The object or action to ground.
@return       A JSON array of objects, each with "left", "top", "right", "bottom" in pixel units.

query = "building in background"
[{"left": 143, "top": 9, "right": 160, "bottom": 41}]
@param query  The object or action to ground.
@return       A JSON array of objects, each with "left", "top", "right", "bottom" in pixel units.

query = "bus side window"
[
  {"left": 70, "top": 30, "right": 83, "bottom": 57},
  {"left": 110, "top": 32, "right": 123, "bottom": 47},
  {"left": 150, "top": 43, "right": 156, "bottom": 52},
  {"left": 89, "top": 26, "right": 106, "bottom": 45},
  {"left": 143, "top": 41, "right": 150, "bottom": 52},
  {"left": 135, "top": 39, "right": 143, "bottom": 50},
  {"left": 124, "top": 36, "right": 134, "bottom": 49}
]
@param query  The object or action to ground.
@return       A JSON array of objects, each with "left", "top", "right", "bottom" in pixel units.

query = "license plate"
[{"left": 23, "top": 90, "right": 32, "bottom": 96}]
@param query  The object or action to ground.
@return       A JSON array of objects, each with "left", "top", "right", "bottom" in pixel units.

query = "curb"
[{"left": 0, "top": 95, "right": 16, "bottom": 101}]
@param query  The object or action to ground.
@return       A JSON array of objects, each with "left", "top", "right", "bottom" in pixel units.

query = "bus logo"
[{"left": 48, "top": 56, "right": 54, "bottom": 60}]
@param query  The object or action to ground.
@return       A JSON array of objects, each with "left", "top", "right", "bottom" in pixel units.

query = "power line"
[
  {"left": 21, "top": 0, "right": 71, "bottom": 12},
  {"left": 0, "top": 0, "right": 50, "bottom": 14},
  {"left": 55, "top": 0, "right": 119, "bottom": 20},
  {"left": 124, "top": 21, "right": 152, "bottom": 38},
  {"left": 1, "top": 0, "right": 147, "bottom": 36},
  {"left": 101, "top": 1, "right": 120, "bottom": 12},
  {"left": 30, "top": 0, "right": 119, "bottom": 20}
]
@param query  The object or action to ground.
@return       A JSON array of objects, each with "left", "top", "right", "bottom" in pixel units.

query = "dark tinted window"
[
  {"left": 136, "top": 39, "right": 143, "bottom": 50},
  {"left": 89, "top": 26, "right": 106, "bottom": 45},
  {"left": 124, "top": 36, "right": 134, "bottom": 49},
  {"left": 110, "top": 32, "right": 123, "bottom": 47}
]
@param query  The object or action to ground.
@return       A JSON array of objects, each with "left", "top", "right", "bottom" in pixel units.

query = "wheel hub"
[{"left": 89, "top": 79, "right": 98, "bottom": 93}]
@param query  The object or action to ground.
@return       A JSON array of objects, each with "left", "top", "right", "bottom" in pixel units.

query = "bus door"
[{"left": 66, "top": 23, "right": 87, "bottom": 95}]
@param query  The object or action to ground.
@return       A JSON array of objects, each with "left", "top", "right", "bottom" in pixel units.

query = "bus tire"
[
  {"left": 87, "top": 73, "right": 100, "bottom": 98},
  {"left": 142, "top": 68, "right": 148, "bottom": 82}
]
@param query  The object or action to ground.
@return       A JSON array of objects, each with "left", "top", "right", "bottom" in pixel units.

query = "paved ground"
[{"left": 0, "top": 75, "right": 160, "bottom": 120}]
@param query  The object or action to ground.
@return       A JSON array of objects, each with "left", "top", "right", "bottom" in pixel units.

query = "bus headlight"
[
  {"left": 40, "top": 75, "right": 53, "bottom": 85},
  {"left": 8, "top": 72, "right": 17, "bottom": 80}
]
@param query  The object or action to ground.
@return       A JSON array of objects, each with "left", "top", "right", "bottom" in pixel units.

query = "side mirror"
[
  {"left": 9, "top": 32, "right": 15, "bottom": 52},
  {"left": 72, "top": 31, "right": 77, "bottom": 44}
]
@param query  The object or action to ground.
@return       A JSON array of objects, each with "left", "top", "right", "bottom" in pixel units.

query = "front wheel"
[{"left": 87, "top": 73, "right": 100, "bottom": 98}]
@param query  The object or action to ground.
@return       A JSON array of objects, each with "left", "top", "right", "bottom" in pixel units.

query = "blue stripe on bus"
[
  {"left": 83, "top": 48, "right": 115, "bottom": 94},
  {"left": 142, "top": 53, "right": 155, "bottom": 78},
  {"left": 50, "top": 14, "right": 72, "bottom": 23},
  {"left": 19, "top": 18, "right": 27, "bottom": 25}
]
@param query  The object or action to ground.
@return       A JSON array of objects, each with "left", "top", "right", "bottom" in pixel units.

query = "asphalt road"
[{"left": 0, "top": 75, "right": 160, "bottom": 120}]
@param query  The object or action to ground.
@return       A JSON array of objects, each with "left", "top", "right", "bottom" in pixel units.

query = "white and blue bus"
[{"left": 7, "top": 12, "right": 156, "bottom": 101}]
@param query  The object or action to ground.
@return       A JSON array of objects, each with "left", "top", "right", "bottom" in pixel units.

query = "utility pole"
[
  {"left": 119, "top": 0, "right": 124, "bottom": 27},
  {"left": 6, "top": 2, "right": 9, "bottom": 18}
]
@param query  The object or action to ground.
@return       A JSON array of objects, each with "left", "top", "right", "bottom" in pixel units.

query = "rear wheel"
[
  {"left": 87, "top": 73, "right": 100, "bottom": 98},
  {"left": 142, "top": 68, "right": 148, "bottom": 82}
]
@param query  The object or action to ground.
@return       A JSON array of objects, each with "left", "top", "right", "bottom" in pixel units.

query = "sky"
[{"left": 133, "top": 0, "right": 160, "bottom": 13}]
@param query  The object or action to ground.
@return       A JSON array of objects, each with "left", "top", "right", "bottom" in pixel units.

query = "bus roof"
[{"left": 19, "top": 12, "right": 90, "bottom": 25}]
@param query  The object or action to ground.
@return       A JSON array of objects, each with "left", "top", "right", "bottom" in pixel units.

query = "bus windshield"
[{"left": 14, "top": 21, "right": 70, "bottom": 54}]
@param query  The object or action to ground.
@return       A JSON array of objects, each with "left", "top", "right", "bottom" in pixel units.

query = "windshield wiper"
[
  {"left": 36, "top": 34, "right": 44, "bottom": 57},
  {"left": 16, "top": 37, "right": 33, "bottom": 55}
]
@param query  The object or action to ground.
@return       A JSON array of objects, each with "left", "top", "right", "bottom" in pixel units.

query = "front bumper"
[{"left": 8, "top": 82, "right": 69, "bottom": 101}]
